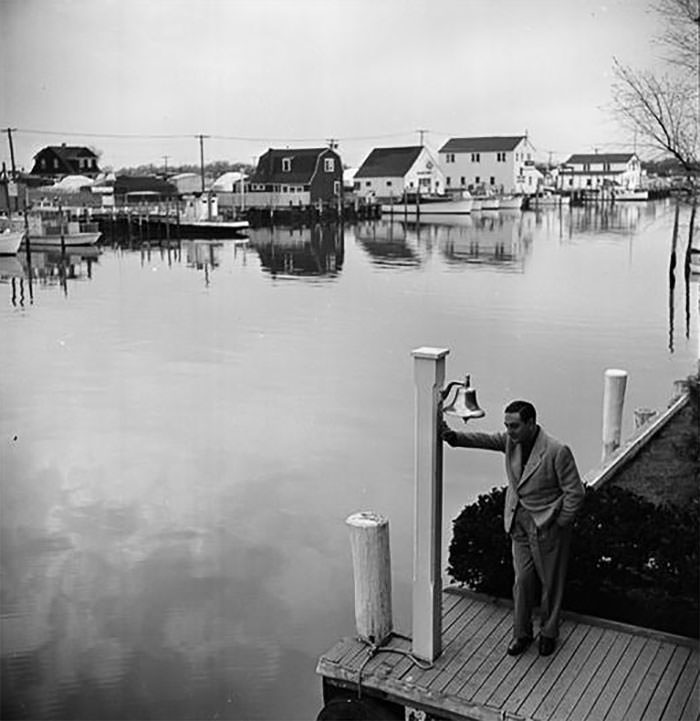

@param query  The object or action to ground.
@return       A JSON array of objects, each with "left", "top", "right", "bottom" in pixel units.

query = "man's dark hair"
[{"left": 505, "top": 400, "right": 537, "bottom": 423}]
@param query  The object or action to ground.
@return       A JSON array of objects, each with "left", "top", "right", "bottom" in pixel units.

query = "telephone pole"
[
  {"left": 196, "top": 134, "right": 209, "bottom": 193},
  {"left": 3, "top": 128, "right": 17, "bottom": 179},
  {"left": 162, "top": 155, "right": 170, "bottom": 175},
  {"left": 416, "top": 129, "right": 428, "bottom": 146}
]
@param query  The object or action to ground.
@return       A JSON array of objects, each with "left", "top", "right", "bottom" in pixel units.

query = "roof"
[
  {"left": 250, "top": 148, "right": 336, "bottom": 184},
  {"left": 565, "top": 153, "right": 635, "bottom": 165},
  {"left": 113, "top": 175, "right": 177, "bottom": 195},
  {"left": 34, "top": 145, "right": 98, "bottom": 160},
  {"left": 439, "top": 136, "right": 526, "bottom": 153},
  {"left": 354, "top": 146, "right": 423, "bottom": 178}
]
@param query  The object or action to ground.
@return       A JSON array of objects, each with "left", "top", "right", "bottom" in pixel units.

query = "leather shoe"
[
  {"left": 506, "top": 637, "right": 533, "bottom": 656},
  {"left": 539, "top": 636, "right": 556, "bottom": 656}
]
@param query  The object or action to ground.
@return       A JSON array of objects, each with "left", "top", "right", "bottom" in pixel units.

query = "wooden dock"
[{"left": 317, "top": 588, "right": 699, "bottom": 721}]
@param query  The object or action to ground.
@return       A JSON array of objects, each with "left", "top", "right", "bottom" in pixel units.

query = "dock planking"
[{"left": 317, "top": 588, "right": 699, "bottom": 721}]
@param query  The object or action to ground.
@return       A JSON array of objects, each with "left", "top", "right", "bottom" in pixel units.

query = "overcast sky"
[{"left": 1, "top": 0, "right": 662, "bottom": 172}]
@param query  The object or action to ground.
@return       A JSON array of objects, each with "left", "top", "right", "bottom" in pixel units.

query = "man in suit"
[{"left": 442, "top": 400, "right": 585, "bottom": 656}]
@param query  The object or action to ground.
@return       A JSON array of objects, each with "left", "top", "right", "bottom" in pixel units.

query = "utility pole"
[
  {"left": 162, "top": 155, "right": 170, "bottom": 175},
  {"left": 196, "top": 134, "right": 209, "bottom": 193},
  {"left": 3, "top": 128, "right": 18, "bottom": 179},
  {"left": 326, "top": 138, "right": 338, "bottom": 150}
]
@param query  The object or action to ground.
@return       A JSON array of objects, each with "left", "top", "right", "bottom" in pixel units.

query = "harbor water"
[{"left": 1, "top": 201, "right": 697, "bottom": 719}]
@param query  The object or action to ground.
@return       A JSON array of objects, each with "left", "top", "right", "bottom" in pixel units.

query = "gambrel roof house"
[
  {"left": 246, "top": 147, "right": 343, "bottom": 208},
  {"left": 31, "top": 144, "right": 101, "bottom": 179}
]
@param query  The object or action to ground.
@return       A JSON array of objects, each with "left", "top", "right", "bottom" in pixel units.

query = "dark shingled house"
[{"left": 31, "top": 144, "right": 101, "bottom": 179}]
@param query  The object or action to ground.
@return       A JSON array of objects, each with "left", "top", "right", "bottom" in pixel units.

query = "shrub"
[{"left": 447, "top": 484, "right": 699, "bottom": 637}]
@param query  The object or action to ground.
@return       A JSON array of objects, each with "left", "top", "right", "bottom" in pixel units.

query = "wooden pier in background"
[{"left": 317, "top": 587, "right": 699, "bottom": 721}]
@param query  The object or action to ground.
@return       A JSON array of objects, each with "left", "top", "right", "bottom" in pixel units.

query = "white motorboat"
[
  {"left": 23, "top": 209, "right": 102, "bottom": 246},
  {"left": 529, "top": 191, "right": 571, "bottom": 207},
  {"left": 613, "top": 188, "right": 649, "bottom": 202},
  {"left": 480, "top": 195, "right": 500, "bottom": 211},
  {"left": 0, "top": 228, "right": 25, "bottom": 255},
  {"left": 497, "top": 195, "right": 524, "bottom": 210},
  {"left": 382, "top": 194, "right": 474, "bottom": 216}
]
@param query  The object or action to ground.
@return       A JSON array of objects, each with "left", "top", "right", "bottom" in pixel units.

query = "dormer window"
[
  {"left": 282, "top": 158, "right": 292, "bottom": 172},
  {"left": 324, "top": 158, "right": 335, "bottom": 172}
]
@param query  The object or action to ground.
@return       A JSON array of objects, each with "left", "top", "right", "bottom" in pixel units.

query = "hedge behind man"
[{"left": 442, "top": 400, "right": 585, "bottom": 657}]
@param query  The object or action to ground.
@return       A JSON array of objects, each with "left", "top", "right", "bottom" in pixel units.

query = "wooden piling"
[
  {"left": 602, "top": 368, "right": 628, "bottom": 461},
  {"left": 345, "top": 511, "right": 393, "bottom": 646}
]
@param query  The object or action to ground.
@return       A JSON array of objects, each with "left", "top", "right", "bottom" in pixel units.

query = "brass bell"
[{"left": 442, "top": 375, "right": 485, "bottom": 423}]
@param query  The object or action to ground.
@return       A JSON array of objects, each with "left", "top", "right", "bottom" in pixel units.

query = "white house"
[
  {"left": 353, "top": 146, "right": 446, "bottom": 200},
  {"left": 557, "top": 153, "right": 644, "bottom": 192},
  {"left": 437, "top": 136, "right": 540, "bottom": 195}
]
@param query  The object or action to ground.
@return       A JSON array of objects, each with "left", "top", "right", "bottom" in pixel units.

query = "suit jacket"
[{"left": 447, "top": 426, "right": 585, "bottom": 533}]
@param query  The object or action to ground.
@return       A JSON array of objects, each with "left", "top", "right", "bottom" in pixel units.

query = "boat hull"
[
  {"left": 0, "top": 229, "right": 25, "bottom": 255},
  {"left": 172, "top": 220, "right": 250, "bottom": 239},
  {"left": 613, "top": 190, "right": 649, "bottom": 201},
  {"left": 24, "top": 232, "right": 102, "bottom": 247},
  {"left": 380, "top": 198, "right": 473, "bottom": 216}
]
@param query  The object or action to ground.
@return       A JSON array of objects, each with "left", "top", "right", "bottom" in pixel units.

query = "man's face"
[{"left": 504, "top": 412, "right": 536, "bottom": 444}]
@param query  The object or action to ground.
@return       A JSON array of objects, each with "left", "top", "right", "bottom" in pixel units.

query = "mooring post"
[
  {"left": 346, "top": 512, "right": 393, "bottom": 646},
  {"left": 411, "top": 346, "right": 448, "bottom": 662},
  {"left": 602, "top": 368, "right": 628, "bottom": 461}
]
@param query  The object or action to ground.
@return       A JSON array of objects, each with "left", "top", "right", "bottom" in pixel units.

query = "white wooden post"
[
  {"left": 346, "top": 511, "right": 393, "bottom": 646},
  {"left": 411, "top": 346, "right": 448, "bottom": 662},
  {"left": 602, "top": 368, "right": 628, "bottom": 461}
]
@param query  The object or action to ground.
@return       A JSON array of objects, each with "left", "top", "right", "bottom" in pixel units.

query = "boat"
[
  {"left": 528, "top": 191, "right": 571, "bottom": 207},
  {"left": 612, "top": 188, "right": 649, "bottom": 202},
  {"left": 480, "top": 195, "right": 500, "bottom": 211},
  {"left": 497, "top": 194, "right": 524, "bottom": 210},
  {"left": 380, "top": 192, "right": 473, "bottom": 216},
  {"left": 165, "top": 195, "right": 250, "bottom": 238},
  {"left": 0, "top": 228, "right": 25, "bottom": 255},
  {"left": 22, "top": 208, "right": 102, "bottom": 246}
]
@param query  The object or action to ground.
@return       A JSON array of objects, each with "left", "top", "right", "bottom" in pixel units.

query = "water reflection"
[
  {"left": 0, "top": 247, "right": 101, "bottom": 304},
  {"left": 250, "top": 224, "right": 343, "bottom": 279}
]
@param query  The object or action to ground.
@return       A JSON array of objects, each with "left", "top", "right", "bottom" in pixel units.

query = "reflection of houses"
[
  {"left": 434, "top": 212, "right": 529, "bottom": 269},
  {"left": 30, "top": 144, "right": 101, "bottom": 179},
  {"left": 252, "top": 224, "right": 343, "bottom": 278},
  {"left": 353, "top": 220, "right": 422, "bottom": 267},
  {"left": 437, "top": 136, "right": 539, "bottom": 194},
  {"left": 354, "top": 146, "right": 445, "bottom": 201},
  {"left": 246, "top": 148, "right": 343, "bottom": 209},
  {"left": 558, "top": 153, "right": 643, "bottom": 192}
]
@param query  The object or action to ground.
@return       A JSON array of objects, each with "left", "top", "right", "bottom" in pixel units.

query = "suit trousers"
[{"left": 510, "top": 504, "right": 572, "bottom": 640}]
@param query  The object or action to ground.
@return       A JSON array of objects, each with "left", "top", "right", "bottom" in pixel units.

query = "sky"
[{"left": 0, "top": 0, "right": 663, "bottom": 173}]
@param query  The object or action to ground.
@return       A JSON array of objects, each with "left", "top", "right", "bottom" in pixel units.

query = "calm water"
[{"left": 1, "top": 202, "right": 697, "bottom": 720}]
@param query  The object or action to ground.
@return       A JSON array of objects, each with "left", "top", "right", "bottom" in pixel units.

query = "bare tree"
[{"left": 611, "top": 0, "right": 699, "bottom": 178}]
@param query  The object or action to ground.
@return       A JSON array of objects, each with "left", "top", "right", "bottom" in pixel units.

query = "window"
[
  {"left": 471, "top": 153, "right": 480, "bottom": 162},
  {"left": 583, "top": 163, "right": 590, "bottom": 172},
  {"left": 496, "top": 152, "right": 507, "bottom": 162},
  {"left": 490, "top": 176, "right": 495, "bottom": 185},
  {"left": 324, "top": 158, "right": 335, "bottom": 172},
  {"left": 460, "top": 176, "right": 465, "bottom": 186},
  {"left": 569, "top": 179, "right": 573, "bottom": 187},
  {"left": 603, "top": 163, "right": 610, "bottom": 171},
  {"left": 333, "top": 180, "right": 340, "bottom": 195},
  {"left": 586, "top": 179, "right": 592, "bottom": 186},
  {"left": 446, "top": 177, "right": 451, "bottom": 186},
  {"left": 282, "top": 158, "right": 292, "bottom": 172},
  {"left": 445, "top": 153, "right": 455, "bottom": 163},
  {"left": 54, "top": 159, "right": 59, "bottom": 169},
  {"left": 475, "top": 176, "right": 480, "bottom": 184},
  {"left": 386, "top": 180, "right": 392, "bottom": 186},
  {"left": 282, "top": 185, "right": 288, "bottom": 193},
  {"left": 41, "top": 159, "right": 47, "bottom": 169},
  {"left": 365, "top": 181, "right": 371, "bottom": 187}
]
